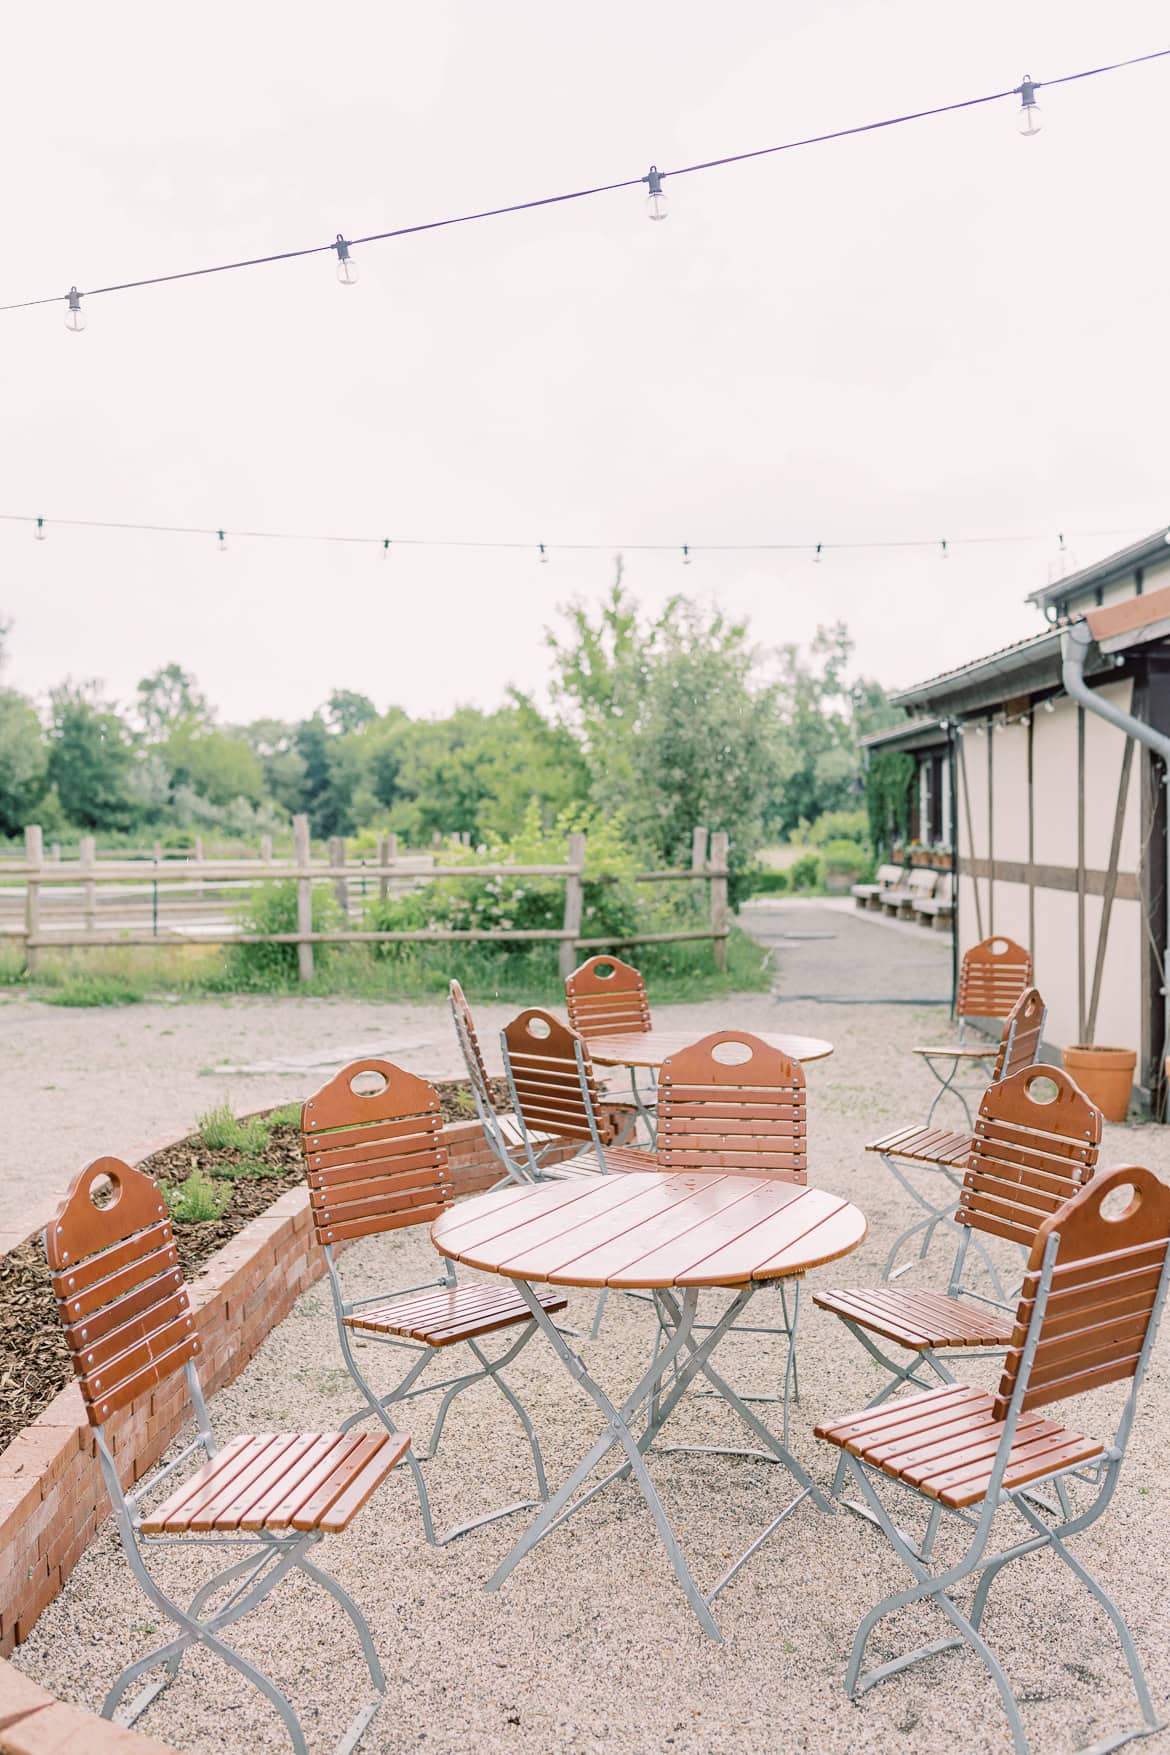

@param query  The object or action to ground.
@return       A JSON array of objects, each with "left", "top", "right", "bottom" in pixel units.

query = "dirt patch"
[{"left": 0, "top": 1078, "right": 505, "bottom": 1454}]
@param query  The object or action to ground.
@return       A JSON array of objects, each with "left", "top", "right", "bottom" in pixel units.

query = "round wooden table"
[
  {"left": 588, "top": 1028, "right": 834, "bottom": 1069},
  {"left": 432, "top": 1171, "right": 866, "bottom": 1638}
]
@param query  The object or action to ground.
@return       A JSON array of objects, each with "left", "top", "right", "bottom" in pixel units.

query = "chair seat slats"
[
  {"left": 815, "top": 1385, "right": 1101, "bottom": 1509},
  {"left": 346, "top": 1283, "right": 567, "bottom": 1346},
  {"left": 812, "top": 1286, "right": 1013, "bottom": 1350},
  {"left": 140, "top": 1431, "right": 408, "bottom": 1536},
  {"left": 866, "top": 1124, "right": 973, "bottom": 1164}
]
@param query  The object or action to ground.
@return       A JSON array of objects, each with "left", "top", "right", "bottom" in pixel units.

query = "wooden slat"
[
  {"left": 490, "top": 1177, "right": 719, "bottom": 1283},
  {"left": 289, "top": 1434, "right": 389, "bottom": 1531},
  {"left": 86, "top": 1334, "right": 201, "bottom": 1424},
  {"left": 196, "top": 1434, "right": 317, "bottom": 1531},
  {"left": 63, "top": 1267, "right": 186, "bottom": 1351},
  {"left": 140, "top": 1435, "right": 260, "bottom": 1534},
  {"left": 262, "top": 1435, "right": 365, "bottom": 1529},
  {"left": 589, "top": 1029, "right": 833, "bottom": 1068},
  {"left": 238, "top": 1436, "right": 340, "bottom": 1531},
  {"left": 315, "top": 1435, "right": 404, "bottom": 1533},
  {"left": 318, "top": 1200, "right": 451, "bottom": 1246},
  {"left": 530, "top": 1177, "right": 767, "bottom": 1288}
]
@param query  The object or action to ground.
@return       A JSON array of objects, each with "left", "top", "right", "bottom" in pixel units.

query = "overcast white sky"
[{"left": 2, "top": 1, "right": 1169, "bottom": 727}]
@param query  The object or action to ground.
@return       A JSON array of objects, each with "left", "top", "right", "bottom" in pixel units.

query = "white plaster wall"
[
  {"left": 989, "top": 722, "right": 1029, "bottom": 863},
  {"left": 1032, "top": 888, "right": 1081, "bottom": 1047},
  {"left": 1031, "top": 697, "right": 1079, "bottom": 866},
  {"left": 1082, "top": 679, "right": 1139, "bottom": 870}
]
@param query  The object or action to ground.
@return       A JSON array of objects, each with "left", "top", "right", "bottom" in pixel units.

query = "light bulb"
[
  {"left": 65, "top": 287, "right": 84, "bottom": 333},
  {"left": 1018, "top": 76, "right": 1042, "bottom": 136},
  {"left": 538, "top": 544, "right": 549, "bottom": 564},
  {"left": 645, "top": 165, "right": 668, "bottom": 222},
  {"left": 217, "top": 530, "right": 227, "bottom": 552},
  {"left": 34, "top": 518, "right": 46, "bottom": 542},
  {"left": 682, "top": 545, "right": 691, "bottom": 566},
  {"left": 941, "top": 540, "right": 949, "bottom": 560},
  {"left": 334, "top": 234, "right": 358, "bottom": 285},
  {"left": 382, "top": 539, "right": 391, "bottom": 558},
  {"left": 813, "top": 544, "right": 822, "bottom": 564}
]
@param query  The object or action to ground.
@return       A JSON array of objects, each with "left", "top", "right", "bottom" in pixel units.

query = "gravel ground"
[{"left": 11, "top": 904, "right": 1170, "bottom": 1753}]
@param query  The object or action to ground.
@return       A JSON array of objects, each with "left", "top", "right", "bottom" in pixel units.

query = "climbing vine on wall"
[{"left": 865, "top": 750, "right": 914, "bottom": 854}]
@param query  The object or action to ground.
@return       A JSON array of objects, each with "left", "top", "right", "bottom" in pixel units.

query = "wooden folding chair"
[
  {"left": 565, "top": 953, "right": 658, "bottom": 1140},
  {"left": 448, "top": 979, "right": 559, "bottom": 1186},
  {"left": 302, "top": 1058, "right": 566, "bottom": 1545},
  {"left": 501, "top": 1009, "right": 651, "bottom": 1336},
  {"left": 817, "top": 1163, "right": 1170, "bottom": 1755},
  {"left": 45, "top": 1157, "right": 405, "bottom": 1754},
  {"left": 655, "top": 1031, "right": 808, "bottom": 1439},
  {"left": 915, "top": 934, "right": 1033, "bottom": 1126},
  {"left": 817, "top": 1063, "right": 1101, "bottom": 1424},
  {"left": 873, "top": 987, "right": 1048, "bottom": 1283}
]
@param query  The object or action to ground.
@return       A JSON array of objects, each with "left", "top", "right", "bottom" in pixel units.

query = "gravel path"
[{"left": 10, "top": 904, "right": 1170, "bottom": 1753}]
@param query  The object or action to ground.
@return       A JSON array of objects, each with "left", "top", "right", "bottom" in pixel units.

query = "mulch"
[{"left": 0, "top": 1077, "right": 506, "bottom": 1455}]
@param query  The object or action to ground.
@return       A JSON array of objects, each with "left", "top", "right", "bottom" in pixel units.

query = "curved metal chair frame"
[
  {"left": 879, "top": 986, "right": 1048, "bottom": 1284},
  {"left": 564, "top": 953, "right": 658, "bottom": 1142},
  {"left": 45, "top": 1156, "right": 402, "bottom": 1755},
  {"left": 916, "top": 935, "right": 1034, "bottom": 1127},
  {"left": 447, "top": 979, "right": 561, "bottom": 1186},
  {"left": 302, "top": 1058, "right": 562, "bottom": 1546},
  {"left": 817, "top": 1164, "right": 1170, "bottom": 1755},
  {"left": 654, "top": 1031, "right": 809, "bottom": 1441},
  {"left": 819, "top": 1062, "right": 1101, "bottom": 1452}
]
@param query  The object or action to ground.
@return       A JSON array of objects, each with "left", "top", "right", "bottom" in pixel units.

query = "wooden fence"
[{"left": 1, "top": 821, "right": 731, "bottom": 980}]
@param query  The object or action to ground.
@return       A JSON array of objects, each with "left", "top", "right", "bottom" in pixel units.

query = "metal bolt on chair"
[
  {"left": 816, "top": 1163, "right": 1170, "bottom": 1755},
  {"left": 565, "top": 953, "right": 658, "bottom": 1141},
  {"left": 913, "top": 935, "right": 1033, "bottom": 1127},
  {"left": 875, "top": 985, "right": 1048, "bottom": 1285},
  {"left": 817, "top": 1063, "right": 1101, "bottom": 1447},
  {"left": 301, "top": 1058, "right": 566, "bottom": 1545},
  {"left": 45, "top": 1156, "right": 405, "bottom": 1755}
]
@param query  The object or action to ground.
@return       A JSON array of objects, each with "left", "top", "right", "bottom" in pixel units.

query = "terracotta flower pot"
[{"left": 1061, "top": 1044, "right": 1136, "bottom": 1123}]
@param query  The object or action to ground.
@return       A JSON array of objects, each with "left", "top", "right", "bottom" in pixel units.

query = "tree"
[
  {"left": 325, "top": 689, "right": 378, "bottom": 736},
  {"left": 769, "top": 624, "right": 901, "bottom": 838},
  {"left": 135, "top": 663, "right": 210, "bottom": 741},
  {"left": 47, "top": 684, "right": 138, "bottom": 830},
  {"left": 0, "top": 690, "right": 49, "bottom": 835},
  {"left": 164, "top": 721, "right": 264, "bottom": 806},
  {"left": 294, "top": 714, "right": 355, "bottom": 837}
]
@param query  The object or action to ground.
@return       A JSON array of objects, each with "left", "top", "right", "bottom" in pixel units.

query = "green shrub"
[
  {"left": 164, "top": 1171, "right": 230, "bottom": 1222},
  {"left": 42, "top": 974, "right": 143, "bottom": 1007},
  {"left": 804, "top": 810, "right": 869, "bottom": 847},
  {"left": 222, "top": 880, "right": 342, "bottom": 989},
  {"left": 735, "top": 867, "right": 790, "bottom": 899},
  {"left": 787, "top": 851, "right": 824, "bottom": 891},
  {"left": 820, "top": 838, "right": 871, "bottom": 877},
  {"left": 265, "top": 1101, "right": 304, "bottom": 1127},
  {"left": 197, "top": 1103, "right": 270, "bottom": 1153},
  {"left": 209, "top": 1155, "right": 283, "bottom": 1180}
]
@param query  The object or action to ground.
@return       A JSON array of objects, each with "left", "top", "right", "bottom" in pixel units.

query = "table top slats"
[
  {"left": 589, "top": 1030, "right": 833, "bottom": 1068},
  {"left": 432, "top": 1172, "right": 865, "bottom": 1288}
]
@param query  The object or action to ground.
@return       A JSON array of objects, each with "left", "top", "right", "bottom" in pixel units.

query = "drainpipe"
[{"left": 1062, "top": 621, "right": 1170, "bottom": 1112}]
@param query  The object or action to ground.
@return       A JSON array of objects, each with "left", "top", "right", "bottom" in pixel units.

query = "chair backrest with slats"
[
  {"left": 45, "top": 1158, "right": 197, "bottom": 1428},
  {"left": 958, "top": 1064, "right": 1101, "bottom": 1250},
  {"left": 991, "top": 986, "right": 1048, "bottom": 1083},
  {"left": 658, "top": 1032, "right": 806, "bottom": 1182},
  {"left": 301, "top": 1059, "right": 453, "bottom": 1247},
  {"left": 449, "top": 978, "right": 493, "bottom": 1109},
  {"left": 957, "top": 935, "right": 1033, "bottom": 1021},
  {"left": 564, "top": 955, "right": 652, "bottom": 1040},
  {"left": 993, "top": 1164, "right": 1170, "bottom": 1422},
  {"left": 501, "top": 1009, "right": 613, "bottom": 1146}
]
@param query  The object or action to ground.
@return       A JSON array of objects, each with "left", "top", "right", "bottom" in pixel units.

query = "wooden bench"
[
  {"left": 914, "top": 869, "right": 954, "bottom": 929},
  {"left": 852, "top": 863, "right": 901, "bottom": 909}
]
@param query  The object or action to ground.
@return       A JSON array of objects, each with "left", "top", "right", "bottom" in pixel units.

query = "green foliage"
[
  {"left": 135, "top": 665, "right": 210, "bottom": 740},
  {"left": 164, "top": 721, "right": 264, "bottom": 806},
  {"left": 221, "top": 880, "right": 342, "bottom": 989},
  {"left": 164, "top": 1171, "right": 231, "bottom": 1222},
  {"left": 208, "top": 1154, "right": 283, "bottom": 1180},
  {"left": 788, "top": 851, "right": 824, "bottom": 891},
  {"left": 265, "top": 1101, "right": 304, "bottom": 1127},
  {"left": 47, "top": 684, "right": 138, "bottom": 831},
  {"left": 866, "top": 750, "right": 915, "bottom": 854},
  {"left": 197, "top": 1103, "right": 271, "bottom": 1153},
  {"left": 0, "top": 689, "right": 49, "bottom": 835},
  {"left": 804, "top": 809, "right": 869, "bottom": 847},
  {"left": 546, "top": 579, "right": 786, "bottom": 874},
  {"left": 821, "top": 837, "right": 871, "bottom": 876},
  {"left": 42, "top": 973, "right": 143, "bottom": 1007},
  {"left": 736, "top": 866, "right": 789, "bottom": 898}
]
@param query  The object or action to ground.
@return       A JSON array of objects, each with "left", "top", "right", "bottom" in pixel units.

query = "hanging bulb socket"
[
  {"left": 34, "top": 518, "right": 46, "bottom": 542},
  {"left": 382, "top": 539, "right": 391, "bottom": 557},
  {"left": 217, "top": 530, "right": 227, "bottom": 552},
  {"left": 682, "top": 544, "right": 691, "bottom": 565},
  {"left": 813, "top": 543, "right": 822, "bottom": 564},
  {"left": 644, "top": 165, "right": 668, "bottom": 222},
  {"left": 333, "top": 234, "right": 358, "bottom": 285},
  {"left": 941, "top": 539, "right": 949, "bottom": 560},
  {"left": 538, "top": 544, "right": 549, "bottom": 564},
  {"left": 65, "top": 287, "right": 84, "bottom": 333},
  {"left": 1017, "top": 74, "right": 1042, "bottom": 136}
]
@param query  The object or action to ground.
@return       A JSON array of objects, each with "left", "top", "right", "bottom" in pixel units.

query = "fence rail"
[{"left": 6, "top": 820, "right": 731, "bottom": 979}]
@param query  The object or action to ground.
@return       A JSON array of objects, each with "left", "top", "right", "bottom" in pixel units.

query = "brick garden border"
[{"left": 0, "top": 1116, "right": 506, "bottom": 1752}]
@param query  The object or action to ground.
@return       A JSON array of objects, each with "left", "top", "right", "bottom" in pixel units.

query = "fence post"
[
  {"left": 329, "top": 836, "right": 349, "bottom": 915},
  {"left": 709, "top": 830, "right": 729, "bottom": 972},
  {"left": 80, "top": 834, "right": 96, "bottom": 933},
  {"left": 691, "top": 825, "right": 709, "bottom": 875},
  {"left": 293, "top": 814, "right": 314, "bottom": 983},
  {"left": 24, "top": 824, "right": 43, "bottom": 973},
  {"left": 152, "top": 839, "right": 162, "bottom": 864},
  {"left": 260, "top": 833, "right": 273, "bottom": 863},
  {"left": 379, "top": 833, "right": 397, "bottom": 901},
  {"left": 49, "top": 842, "right": 60, "bottom": 862},
  {"left": 560, "top": 831, "right": 586, "bottom": 981}
]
